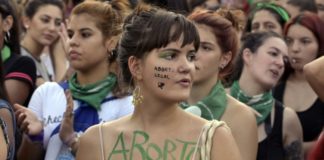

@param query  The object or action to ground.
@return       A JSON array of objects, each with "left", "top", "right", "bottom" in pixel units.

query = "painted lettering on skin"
[
  {"left": 154, "top": 73, "right": 170, "bottom": 79},
  {"left": 108, "top": 131, "right": 197, "bottom": 160},
  {"left": 154, "top": 66, "right": 172, "bottom": 72}
]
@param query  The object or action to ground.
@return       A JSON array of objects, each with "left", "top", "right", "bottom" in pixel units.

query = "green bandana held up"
[
  {"left": 230, "top": 81, "right": 273, "bottom": 125},
  {"left": 1, "top": 45, "right": 11, "bottom": 62},
  {"left": 181, "top": 81, "right": 227, "bottom": 120},
  {"left": 68, "top": 73, "right": 117, "bottom": 110}
]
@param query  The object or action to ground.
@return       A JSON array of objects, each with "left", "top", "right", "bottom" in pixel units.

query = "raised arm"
[{"left": 304, "top": 56, "right": 324, "bottom": 101}]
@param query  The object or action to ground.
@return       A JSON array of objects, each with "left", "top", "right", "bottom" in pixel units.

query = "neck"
[
  {"left": 21, "top": 35, "right": 44, "bottom": 60},
  {"left": 239, "top": 69, "right": 267, "bottom": 96},
  {"left": 131, "top": 85, "right": 182, "bottom": 129},
  {"left": 289, "top": 69, "right": 306, "bottom": 82},
  {"left": 189, "top": 74, "right": 219, "bottom": 104},
  {"left": 76, "top": 63, "right": 110, "bottom": 85}
]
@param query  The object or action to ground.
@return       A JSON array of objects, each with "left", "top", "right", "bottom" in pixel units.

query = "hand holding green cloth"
[
  {"left": 68, "top": 73, "right": 117, "bottom": 110},
  {"left": 181, "top": 81, "right": 227, "bottom": 120},
  {"left": 230, "top": 81, "right": 273, "bottom": 125}
]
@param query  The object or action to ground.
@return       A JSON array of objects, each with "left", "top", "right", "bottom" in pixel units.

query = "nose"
[
  {"left": 178, "top": 56, "right": 192, "bottom": 74},
  {"left": 290, "top": 41, "right": 300, "bottom": 54},
  {"left": 275, "top": 55, "right": 285, "bottom": 69},
  {"left": 68, "top": 34, "right": 78, "bottom": 47}
]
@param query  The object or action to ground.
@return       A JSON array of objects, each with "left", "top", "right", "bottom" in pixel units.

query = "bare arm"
[
  {"left": 304, "top": 56, "right": 324, "bottom": 101},
  {"left": 0, "top": 108, "right": 14, "bottom": 152},
  {"left": 5, "top": 79, "right": 31, "bottom": 105},
  {"left": 230, "top": 107, "right": 258, "bottom": 160},
  {"left": 283, "top": 107, "right": 303, "bottom": 160},
  {"left": 0, "top": 124, "right": 8, "bottom": 160},
  {"left": 211, "top": 124, "right": 242, "bottom": 160}
]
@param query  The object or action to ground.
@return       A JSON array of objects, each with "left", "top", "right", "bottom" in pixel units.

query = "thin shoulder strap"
[
  {"left": 191, "top": 120, "right": 226, "bottom": 160},
  {"left": 99, "top": 123, "right": 105, "bottom": 160}
]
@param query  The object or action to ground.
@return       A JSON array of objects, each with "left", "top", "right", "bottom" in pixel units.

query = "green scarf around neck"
[
  {"left": 68, "top": 73, "right": 117, "bottom": 110},
  {"left": 1, "top": 45, "right": 11, "bottom": 62},
  {"left": 230, "top": 81, "right": 273, "bottom": 125},
  {"left": 181, "top": 81, "right": 227, "bottom": 120}
]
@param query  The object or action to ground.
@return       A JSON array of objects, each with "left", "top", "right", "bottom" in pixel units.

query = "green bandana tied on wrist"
[
  {"left": 181, "top": 81, "right": 227, "bottom": 120},
  {"left": 230, "top": 81, "right": 273, "bottom": 125},
  {"left": 68, "top": 73, "right": 117, "bottom": 110}
]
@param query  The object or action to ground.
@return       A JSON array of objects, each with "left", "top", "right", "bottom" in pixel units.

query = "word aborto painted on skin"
[{"left": 108, "top": 131, "right": 197, "bottom": 160}]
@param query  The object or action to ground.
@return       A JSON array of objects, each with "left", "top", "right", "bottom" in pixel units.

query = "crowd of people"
[{"left": 0, "top": 0, "right": 323, "bottom": 159}]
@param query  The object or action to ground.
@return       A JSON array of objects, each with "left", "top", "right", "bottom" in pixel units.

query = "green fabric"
[
  {"left": 230, "top": 81, "right": 273, "bottom": 125},
  {"left": 254, "top": 2, "right": 290, "bottom": 22},
  {"left": 1, "top": 45, "right": 11, "bottom": 62},
  {"left": 181, "top": 81, "right": 227, "bottom": 120},
  {"left": 68, "top": 73, "right": 117, "bottom": 110}
]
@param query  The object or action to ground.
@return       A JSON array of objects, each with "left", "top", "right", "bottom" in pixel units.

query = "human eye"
[
  {"left": 251, "top": 23, "right": 259, "bottom": 31},
  {"left": 268, "top": 51, "right": 278, "bottom": 57},
  {"left": 300, "top": 38, "right": 311, "bottom": 45},
  {"left": 200, "top": 44, "right": 212, "bottom": 52},
  {"left": 159, "top": 51, "right": 176, "bottom": 60},
  {"left": 187, "top": 51, "right": 196, "bottom": 62},
  {"left": 81, "top": 31, "right": 91, "bottom": 38},
  {"left": 285, "top": 37, "right": 293, "bottom": 46},
  {"left": 55, "top": 19, "right": 62, "bottom": 27},
  {"left": 266, "top": 23, "right": 275, "bottom": 30},
  {"left": 40, "top": 16, "right": 50, "bottom": 23}
]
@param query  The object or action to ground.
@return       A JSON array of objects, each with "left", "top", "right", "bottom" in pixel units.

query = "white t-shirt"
[{"left": 28, "top": 82, "right": 134, "bottom": 160}]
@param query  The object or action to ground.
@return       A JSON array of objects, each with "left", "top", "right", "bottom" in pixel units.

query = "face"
[
  {"left": 25, "top": 5, "right": 63, "bottom": 46},
  {"left": 286, "top": 24, "right": 319, "bottom": 71},
  {"left": 67, "top": 14, "right": 110, "bottom": 72},
  {"left": 316, "top": 0, "right": 324, "bottom": 21},
  {"left": 251, "top": 10, "right": 283, "bottom": 35},
  {"left": 245, "top": 37, "right": 288, "bottom": 89},
  {"left": 139, "top": 37, "right": 196, "bottom": 102},
  {"left": 193, "top": 24, "right": 224, "bottom": 84}
]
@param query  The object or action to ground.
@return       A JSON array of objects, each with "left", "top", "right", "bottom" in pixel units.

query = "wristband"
[{"left": 28, "top": 130, "right": 44, "bottom": 142}]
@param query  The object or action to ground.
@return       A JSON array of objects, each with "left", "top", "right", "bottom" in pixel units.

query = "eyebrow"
[
  {"left": 200, "top": 41, "right": 216, "bottom": 47},
  {"left": 160, "top": 48, "right": 181, "bottom": 53},
  {"left": 270, "top": 47, "right": 281, "bottom": 53}
]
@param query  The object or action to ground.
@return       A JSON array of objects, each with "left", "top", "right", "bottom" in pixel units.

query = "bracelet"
[
  {"left": 68, "top": 132, "right": 81, "bottom": 156},
  {"left": 28, "top": 130, "right": 44, "bottom": 142}
]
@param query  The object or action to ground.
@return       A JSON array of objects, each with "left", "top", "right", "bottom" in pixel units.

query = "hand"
[
  {"left": 14, "top": 104, "right": 43, "bottom": 135},
  {"left": 59, "top": 90, "right": 75, "bottom": 146}
]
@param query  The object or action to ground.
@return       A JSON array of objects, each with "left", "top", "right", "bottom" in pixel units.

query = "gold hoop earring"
[{"left": 132, "top": 86, "right": 143, "bottom": 106}]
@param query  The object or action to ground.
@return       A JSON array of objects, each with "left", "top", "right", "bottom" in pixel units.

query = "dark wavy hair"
[{"left": 118, "top": 4, "right": 200, "bottom": 87}]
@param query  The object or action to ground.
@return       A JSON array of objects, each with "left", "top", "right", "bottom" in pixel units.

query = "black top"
[
  {"left": 273, "top": 82, "right": 324, "bottom": 142},
  {"left": 257, "top": 101, "right": 285, "bottom": 160},
  {"left": 3, "top": 53, "right": 36, "bottom": 106}
]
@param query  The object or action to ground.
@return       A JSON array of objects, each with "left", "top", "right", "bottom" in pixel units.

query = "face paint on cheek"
[{"left": 158, "top": 82, "right": 165, "bottom": 90}]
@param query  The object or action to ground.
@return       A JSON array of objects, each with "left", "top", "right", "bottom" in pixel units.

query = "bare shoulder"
[
  {"left": 283, "top": 107, "right": 299, "bottom": 125},
  {"left": 211, "top": 121, "right": 242, "bottom": 160},
  {"left": 225, "top": 95, "right": 256, "bottom": 124}
]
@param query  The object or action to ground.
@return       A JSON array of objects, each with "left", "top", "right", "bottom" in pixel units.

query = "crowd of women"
[{"left": 0, "top": 0, "right": 323, "bottom": 159}]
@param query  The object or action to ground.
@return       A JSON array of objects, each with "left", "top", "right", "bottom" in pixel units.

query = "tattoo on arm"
[{"left": 285, "top": 140, "right": 302, "bottom": 160}]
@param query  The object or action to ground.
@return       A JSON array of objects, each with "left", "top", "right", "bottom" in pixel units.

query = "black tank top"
[
  {"left": 273, "top": 82, "right": 324, "bottom": 142},
  {"left": 257, "top": 101, "right": 285, "bottom": 160}
]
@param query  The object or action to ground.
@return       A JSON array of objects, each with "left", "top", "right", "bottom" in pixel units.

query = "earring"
[
  {"left": 132, "top": 86, "right": 144, "bottom": 106},
  {"left": 4, "top": 32, "right": 10, "bottom": 42},
  {"left": 219, "top": 64, "right": 225, "bottom": 70}
]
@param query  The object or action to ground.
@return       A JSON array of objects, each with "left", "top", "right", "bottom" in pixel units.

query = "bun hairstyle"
[
  {"left": 118, "top": 4, "right": 200, "bottom": 87},
  {"left": 216, "top": 7, "right": 246, "bottom": 32}
]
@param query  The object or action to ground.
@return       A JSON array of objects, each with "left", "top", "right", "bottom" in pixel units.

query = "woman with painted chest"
[{"left": 76, "top": 5, "right": 241, "bottom": 160}]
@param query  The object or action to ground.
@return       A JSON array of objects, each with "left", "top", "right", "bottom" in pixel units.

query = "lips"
[
  {"left": 69, "top": 50, "right": 81, "bottom": 59},
  {"left": 269, "top": 69, "right": 280, "bottom": 78},
  {"left": 43, "top": 34, "right": 55, "bottom": 41},
  {"left": 177, "top": 78, "right": 191, "bottom": 87}
]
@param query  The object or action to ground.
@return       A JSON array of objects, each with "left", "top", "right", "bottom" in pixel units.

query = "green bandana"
[
  {"left": 254, "top": 2, "right": 290, "bottom": 22},
  {"left": 181, "top": 81, "right": 227, "bottom": 120},
  {"left": 1, "top": 45, "right": 11, "bottom": 62},
  {"left": 230, "top": 81, "right": 273, "bottom": 125},
  {"left": 68, "top": 73, "right": 117, "bottom": 110}
]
